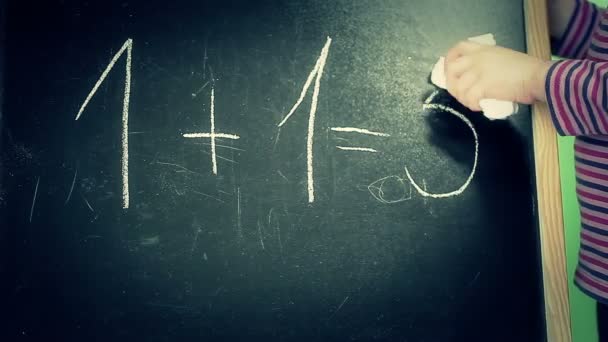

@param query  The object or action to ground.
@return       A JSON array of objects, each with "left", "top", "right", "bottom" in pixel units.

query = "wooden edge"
[{"left": 524, "top": 0, "right": 572, "bottom": 341}]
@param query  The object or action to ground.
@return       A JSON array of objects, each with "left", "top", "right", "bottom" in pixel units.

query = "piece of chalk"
[{"left": 429, "top": 33, "right": 518, "bottom": 120}]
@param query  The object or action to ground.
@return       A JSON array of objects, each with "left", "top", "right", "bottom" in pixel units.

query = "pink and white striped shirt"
[{"left": 547, "top": 0, "right": 608, "bottom": 303}]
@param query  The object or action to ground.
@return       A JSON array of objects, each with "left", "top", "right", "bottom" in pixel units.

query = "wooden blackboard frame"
[{"left": 525, "top": 0, "right": 572, "bottom": 341}]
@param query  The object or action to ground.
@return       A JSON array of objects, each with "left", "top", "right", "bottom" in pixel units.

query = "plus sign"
[{"left": 183, "top": 87, "right": 240, "bottom": 175}]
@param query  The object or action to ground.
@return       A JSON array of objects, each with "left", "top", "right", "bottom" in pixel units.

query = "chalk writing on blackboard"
[
  {"left": 403, "top": 94, "right": 479, "bottom": 198},
  {"left": 336, "top": 146, "right": 378, "bottom": 153},
  {"left": 183, "top": 87, "right": 241, "bottom": 175},
  {"left": 277, "top": 36, "right": 332, "bottom": 203},
  {"left": 74, "top": 38, "right": 133, "bottom": 209},
  {"left": 67, "top": 36, "right": 479, "bottom": 213},
  {"left": 330, "top": 127, "right": 390, "bottom": 137},
  {"left": 367, "top": 175, "right": 413, "bottom": 204}
]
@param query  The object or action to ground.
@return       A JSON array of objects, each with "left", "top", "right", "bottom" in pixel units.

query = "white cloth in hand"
[{"left": 430, "top": 33, "right": 518, "bottom": 120}]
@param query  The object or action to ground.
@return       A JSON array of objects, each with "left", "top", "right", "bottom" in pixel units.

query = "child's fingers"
[
  {"left": 463, "top": 84, "right": 484, "bottom": 112},
  {"left": 449, "top": 71, "right": 478, "bottom": 105},
  {"left": 445, "top": 56, "right": 472, "bottom": 83},
  {"left": 445, "top": 41, "right": 481, "bottom": 64}
]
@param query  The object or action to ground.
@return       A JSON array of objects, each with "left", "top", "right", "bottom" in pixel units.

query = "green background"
[{"left": 558, "top": 2, "right": 605, "bottom": 342}]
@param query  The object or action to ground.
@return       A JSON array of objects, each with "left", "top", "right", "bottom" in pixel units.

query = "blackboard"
[{"left": 1, "top": 1, "right": 547, "bottom": 341}]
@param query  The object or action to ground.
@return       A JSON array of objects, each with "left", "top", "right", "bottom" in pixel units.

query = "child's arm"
[
  {"left": 544, "top": 58, "right": 608, "bottom": 136},
  {"left": 549, "top": 0, "right": 600, "bottom": 59},
  {"left": 444, "top": 42, "right": 608, "bottom": 137},
  {"left": 443, "top": 42, "right": 551, "bottom": 111}
]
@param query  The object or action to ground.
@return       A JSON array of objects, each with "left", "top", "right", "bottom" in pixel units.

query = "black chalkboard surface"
[{"left": 1, "top": 0, "right": 546, "bottom": 341}]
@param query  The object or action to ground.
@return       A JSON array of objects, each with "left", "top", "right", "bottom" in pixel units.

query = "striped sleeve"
[
  {"left": 553, "top": 0, "right": 600, "bottom": 59},
  {"left": 545, "top": 59, "right": 608, "bottom": 136}
]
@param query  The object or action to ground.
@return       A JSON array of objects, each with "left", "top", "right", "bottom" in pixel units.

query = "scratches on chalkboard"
[
  {"left": 468, "top": 271, "right": 481, "bottom": 287},
  {"left": 140, "top": 236, "right": 160, "bottom": 246},
  {"left": 155, "top": 161, "right": 203, "bottom": 176},
  {"left": 422, "top": 179, "right": 429, "bottom": 206},
  {"left": 80, "top": 193, "right": 95, "bottom": 212},
  {"left": 277, "top": 170, "right": 289, "bottom": 183},
  {"left": 191, "top": 80, "right": 210, "bottom": 98},
  {"left": 29, "top": 176, "right": 40, "bottom": 223},
  {"left": 328, "top": 296, "right": 350, "bottom": 320},
  {"left": 191, "top": 190, "right": 224, "bottom": 203},
  {"left": 196, "top": 142, "right": 245, "bottom": 152},
  {"left": 199, "top": 149, "right": 238, "bottom": 164},
  {"left": 277, "top": 36, "right": 332, "bottom": 203},
  {"left": 74, "top": 38, "right": 133, "bottom": 209},
  {"left": 217, "top": 189, "right": 232, "bottom": 196},
  {"left": 64, "top": 168, "right": 78, "bottom": 205},
  {"left": 272, "top": 128, "right": 282, "bottom": 153},
  {"left": 257, "top": 220, "right": 266, "bottom": 250},
  {"left": 268, "top": 208, "right": 284, "bottom": 257},
  {"left": 190, "top": 226, "right": 202, "bottom": 259},
  {"left": 236, "top": 187, "right": 243, "bottom": 240}
]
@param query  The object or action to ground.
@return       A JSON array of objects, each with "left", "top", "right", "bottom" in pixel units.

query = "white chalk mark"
[
  {"left": 29, "top": 177, "right": 40, "bottom": 223},
  {"left": 330, "top": 127, "right": 390, "bottom": 137},
  {"left": 81, "top": 194, "right": 95, "bottom": 212},
  {"left": 198, "top": 142, "right": 245, "bottom": 152},
  {"left": 277, "top": 170, "right": 289, "bottom": 182},
  {"left": 329, "top": 296, "right": 350, "bottom": 320},
  {"left": 270, "top": 210, "right": 283, "bottom": 257},
  {"left": 183, "top": 133, "right": 240, "bottom": 139},
  {"left": 190, "top": 227, "right": 202, "bottom": 258},
  {"left": 277, "top": 37, "right": 332, "bottom": 203},
  {"left": 75, "top": 39, "right": 131, "bottom": 120},
  {"left": 422, "top": 179, "right": 429, "bottom": 206},
  {"left": 404, "top": 103, "right": 478, "bottom": 198},
  {"left": 368, "top": 175, "right": 412, "bottom": 204},
  {"left": 191, "top": 81, "right": 210, "bottom": 98},
  {"left": 424, "top": 90, "right": 439, "bottom": 105},
  {"left": 199, "top": 149, "right": 238, "bottom": 164},
  {"left": 155, "top": 161, "right": 203, "bottom": 175},
  {"left": 336, "top": 146, "right": 378, "bottom": 153},
  {"left": 236, "top": 187, "right": 242, "bottom": 240},
  {"left": 74, "top": 38, "right": 133, "bottom": 209},
  {"left": 210, "top": 88, "right": 217, "bottom": 174},
  {"left": 182, "top": 86, "right": 241, "bottom": 175},
  {"left": 272, "top": 128, "right": 282, "bottom": 153},
  {"left": 191, "top": 190, "right": 225, "bottom": 203},
  {"left": 257, "top": 220, "right": 265, "bottom": 250},
  {"left": 268, "top": 208, "right": 274, "bottom": 227},
  {"left": 64, "top": 168, "right": 78, "bottom": 205}
]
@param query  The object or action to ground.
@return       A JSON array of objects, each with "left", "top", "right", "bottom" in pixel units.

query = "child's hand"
[{"left": 444, "top": 41, "right": 552, "bottom": 111}]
